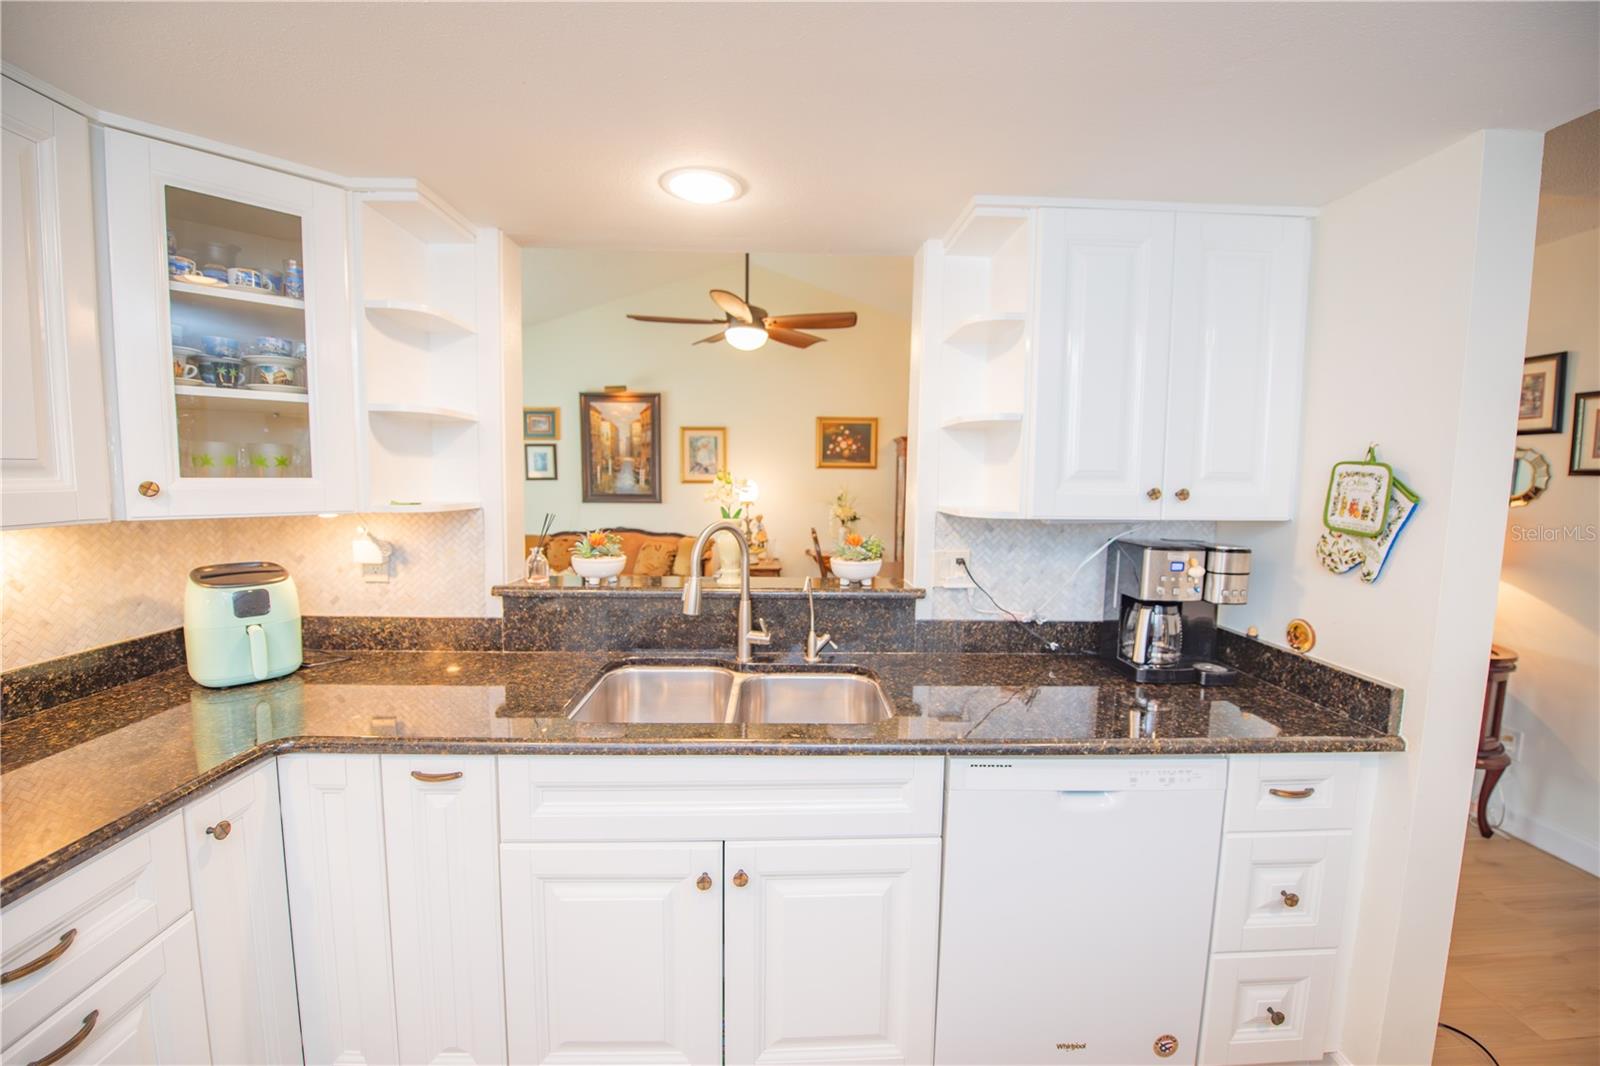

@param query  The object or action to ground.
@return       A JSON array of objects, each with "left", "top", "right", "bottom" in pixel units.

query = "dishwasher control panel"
[{"left": 949, "top": 757, "right": 1227, "bottom": 792}]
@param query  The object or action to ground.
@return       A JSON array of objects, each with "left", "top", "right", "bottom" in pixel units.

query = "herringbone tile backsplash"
[
  {"left": 1, "top": 511, "right": 488, "bottom": 669},
  {"left": 928, "top": 513, "right": 1217, "bottom": 621}
]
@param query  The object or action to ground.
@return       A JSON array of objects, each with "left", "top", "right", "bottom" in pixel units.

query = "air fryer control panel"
[{"left": 232, "top": 588, "right": 271, "bottom": 618}]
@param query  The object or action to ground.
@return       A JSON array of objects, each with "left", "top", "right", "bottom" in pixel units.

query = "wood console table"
[{"left": 1475, "top": 643, "right": 1518, "bottom": 838}]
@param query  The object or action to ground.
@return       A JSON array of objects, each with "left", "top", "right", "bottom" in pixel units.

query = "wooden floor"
[{"left": 1433, "top": 830, "right": 1599, "bottom": 1065}]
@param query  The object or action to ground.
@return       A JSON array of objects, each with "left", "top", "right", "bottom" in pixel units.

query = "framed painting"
[
  {"left": 817, "top": 416, "right": 879, "bottom": 469},
  {"left": 579, "top": 391, "right": 661, "bottom": 502},
  {"left": 1518, "top": 352, "right": 1567, "bottom": 434},
  {"left": 680, "top": 426, "right": 727, "bottom": 483},
  {"left": 524, "top": 443, "right": 557, "bottom": 480},
  {"left": 1571, "top": 391, "right": 1600, "bottom": 476},
  {"left": 523, "top": 407, "right": 560, "bottom": 440}
]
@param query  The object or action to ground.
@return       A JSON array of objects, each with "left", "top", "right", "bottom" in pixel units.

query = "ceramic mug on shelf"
[
  {"left": 227, "top": 267, "right": 267, "bottom": 290},
  {"left": 262, "top": 270, "right": 284, "bottom": 295},
  {"left": 199, "top": 335, "right": 239, "bottom": 358},
  {"left": 169, "top": 254, "right": 200, "bottom": 279},
  {"left": 172, "top": 346, "right": 202, "bottom": 382},
  {"left": 185, "top": 440, "right": 238, "bottom": 478},
  {"left": 283, "top": 259, "right": 304, "bottom": 299},
  {"left": 200, "top": 263, "right": 230, "bottom": 284},
  {"left": 246, "top": 442, "right": 295, "bottom": 477},
  {"left": 196, "top": 355, "right": 244, "bottom": 388},
  {"left": 242, "top": 356, "right": 302, "bottom": 388},
  {"left": 292, "top": 341, "right": 308, "bottom": 360},
  {"left": 254, "top": 336, "right": 293, "bottom": 356},
  {"left": 196, "top": 241, "right": 239, "bottom": 268}
]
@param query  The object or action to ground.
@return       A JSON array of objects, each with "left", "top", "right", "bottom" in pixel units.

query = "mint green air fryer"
[{"left": 184, "top": 562, "right": 303, "bottom": 688}]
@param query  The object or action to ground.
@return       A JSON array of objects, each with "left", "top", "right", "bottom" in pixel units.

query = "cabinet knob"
[
  {"left": 1281, "top": 889, "right": 1301, "bottom": 908},
  {"left": 732, "top": 869, "right": 749, "bottom": 888},
  {"left": 1147, "top": 487, "right": 1162, "bottom": 500},
  {"left": 1267, "top": 1007, "right": 1286, "bottom": 1026},
  {"left": 137, "top": 480, "right": 160, "bottom": 498},
  {"left": 1268, "top": 786, "right": 1316, "bottom": 800},
  {"left": 696, "top": 873, "right": 713, "bottom": 892},
  {"left": 1175, "top": 488, "right": 1190, "bottom": 502},
  {"left": 205, "top": 820, "right": 231, "bottom": 841}
]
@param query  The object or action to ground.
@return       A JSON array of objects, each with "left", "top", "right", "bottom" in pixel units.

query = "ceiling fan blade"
[
  {"left": 762, "top": 312, "right": 858, "bottom": 330},
  {"left": 693, "top": 331, "right": 727, "bottom": 345},
  {"left": 709, "top": 289, "right": 754, "bottom": 323},
  {"left": 627, "top": 314, "right": 727, "bottom": 324},
  {"left": 766, "top": 327, "right": 824, "bottom": 349}
]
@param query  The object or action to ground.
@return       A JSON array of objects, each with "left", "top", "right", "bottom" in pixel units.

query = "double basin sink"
[{"left": 567, "top": 664, "right": 894, "bottom": 725}]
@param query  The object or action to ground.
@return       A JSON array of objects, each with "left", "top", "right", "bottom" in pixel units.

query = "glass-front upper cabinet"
[{"left": 102, "top": 130, "right": 356, "bottom": 518}]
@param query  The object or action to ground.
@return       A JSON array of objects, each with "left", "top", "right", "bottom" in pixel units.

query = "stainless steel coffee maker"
[{"left": 1105, "top": 539, "right": 1251, "bottom": 683}]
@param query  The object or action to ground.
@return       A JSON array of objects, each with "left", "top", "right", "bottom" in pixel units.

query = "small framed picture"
[
  {"left": 524, "top": 443, "right": 557, "bottom": 480},
  {"left": 524, "top": 407, "right": 560, "bottom": 440},
  {"left": 816, "top": 417, "right": 879, "bottom": 469},
  {"left": 680, "top": 426, "right": 727, "bottom": 483},
  {"left": 1571, "top": 391, "right": 1600, "bottom": 476},
  {"left": 1518, "top": 352, "right": 1567, "bottom": 434}
]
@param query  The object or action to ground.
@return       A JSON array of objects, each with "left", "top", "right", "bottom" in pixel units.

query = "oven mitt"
[
  {"left": 1316, "top": 529, "right": 1365, "bottom": 574},
  {"left": 1360, "top": 476, "right": 1420, "bottom": 583}
]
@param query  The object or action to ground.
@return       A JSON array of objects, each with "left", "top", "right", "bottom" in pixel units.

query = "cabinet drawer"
[
  {"left": 2, "top": 913, "right": 209, "bottom": 1066},
  {"left": 498, "top": 755, "right": 944, "bottom": 842},
  {"left": 1200, "top": 950, "right": 1335, "bottom": 1065},
  {"left": 1, "top": 815, "right": 189, "bottom": 1047},
  {"left": 1225, "top": 756, "right": 1364, "bottom": 832},
  {"left": 1212, "top": 833, "right": 1352, "bottom": 952}
]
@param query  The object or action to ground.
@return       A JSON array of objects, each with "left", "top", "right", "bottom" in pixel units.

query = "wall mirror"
[{"left": 1509, "top": 447, "right": 1552, "bottom": 507}]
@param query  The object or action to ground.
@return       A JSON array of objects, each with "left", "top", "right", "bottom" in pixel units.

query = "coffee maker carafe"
[{"left": 1106, "top": 539, "right": 1250, "bottom": 683}]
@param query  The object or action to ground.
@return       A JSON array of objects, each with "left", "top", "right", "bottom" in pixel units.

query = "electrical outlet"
[
  {"left": 362, "top": 561, "right": 390, "bottom": 583},
  {"left": 1500, "top": 730, "right": 1521, "bottom": 754},
  {"left": 935, "top": 549, "right": 975, "bottom": 588}
]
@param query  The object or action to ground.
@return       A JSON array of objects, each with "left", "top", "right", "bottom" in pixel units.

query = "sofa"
[{"left": 525, "top": 528, "right": 715, "bottom": 577}]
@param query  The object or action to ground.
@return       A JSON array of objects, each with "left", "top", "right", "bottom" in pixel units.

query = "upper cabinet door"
[
  {"left": 101, "top": 129, "right": 356, "bottom": 519},
  {"left": 1, "top": 79, "right": 111, "bottom": 529},
  {"left": 1030, "top": 208, "right": 1175, "bottom": 519},
  {"left": 1162, "top": 214, "right": 1311, "bottom": 520}
]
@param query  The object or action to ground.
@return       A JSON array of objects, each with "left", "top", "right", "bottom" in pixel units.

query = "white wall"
[
  {"left": 1217, "top": 130, "right": 1543, "bottom": 1064},
  {"left": 520, "top": 258, "right": 910, "bottom": 566},
  {"left": 1494, "top": 223, "right": 1600, "bottom": 874}
]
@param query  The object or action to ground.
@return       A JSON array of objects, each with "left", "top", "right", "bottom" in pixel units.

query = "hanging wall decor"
[{"left": 1315, "top": 444, "right": 1420, "bottom": 584}]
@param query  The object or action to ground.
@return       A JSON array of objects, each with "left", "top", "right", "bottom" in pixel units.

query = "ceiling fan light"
[
  {"left": 725, "top": 325, "right": 768, "bottom": 351},
  {"left": 660, "top": 167, "right": 745, "bottom": 204}
]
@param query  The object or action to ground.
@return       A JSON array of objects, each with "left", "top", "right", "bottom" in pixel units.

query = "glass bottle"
[{"left": 525, "top": 546, "right": 550, "bottom": 586}]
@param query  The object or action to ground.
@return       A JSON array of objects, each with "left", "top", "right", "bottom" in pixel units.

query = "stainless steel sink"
[{"left": 566, "top": 665, "right": 892, "bottom": 725}]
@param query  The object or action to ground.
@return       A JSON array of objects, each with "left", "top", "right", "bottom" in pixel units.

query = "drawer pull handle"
[
  {"left": 696, "top": 873, "right": 713, "bottom": 891},
  {"left": 1267, "top": 1007, "right": 1286, "bottom": 1026},
  {"left": 28, "top": 1009, "right": 98, "bottom": 1066},
  {"left": 2, "top": 928, "right": 78, "bottom": 985},
  {"left": 205, "top": 820, "right": 232, "bottom": 841},
  {"left": 1281, "top": 890, "right": 1301, "bottom": 908},
  {"left": 732, "top": 869, "right": 749, "bottom": 888},
  {"left": 1268, "top": 787, "right": 1316, "bottom": 800},
  {"left": 411, "top": 771, "right": 463, "bottom": 783}
]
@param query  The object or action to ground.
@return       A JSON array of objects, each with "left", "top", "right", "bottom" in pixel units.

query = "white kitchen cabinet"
[
  {"left": 183, "top": 759, "right": 301, "bottom": 1066},
  {"left": 2, "top": 914, "right": 210, "bottom": 1066},
  {"left": 500, "top": 840, "right": 723, "bottom": 1065},
  {"left": 100, "top": 128, "right": 356, "bottom": 519},
  {"left": 1, "top": 77, "right": 111, "bottom": 529},
  {"left": 724, "top": 838, "right": 941, "bottom": 1065},
  {"left": 1199, "top": 950, "right": 1337, "bottom": 1065},
  {"left": 279, "top": 754, "right": 398, "bottom": 1065},
  {"left": 1030, "top": 207, "right": 1175, "bottom": 520},
  {"left": 381, "top": 755, "right": 504, "bottom": 1066},
  {"left": 1162, "top": 214, "right": 1310, "bottom": 520}
]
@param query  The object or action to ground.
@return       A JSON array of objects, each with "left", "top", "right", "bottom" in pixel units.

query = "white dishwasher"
[{"left": 935, "top": 757, "right": 1227, "bottom": 1066}]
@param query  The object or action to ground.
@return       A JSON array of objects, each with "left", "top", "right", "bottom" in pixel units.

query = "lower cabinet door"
[
  {"left": 184, "top": 760, "right": 301, "bottom": 1066},
  {"left": 3, "top": 913, "right": 210, "bottom": 1066},
  {"left": 1199, "top": 950, "right": 1335, "bottom": 1065},
  {"left": 381, "top": 755, "right": 504, "bottom": 1065},
  {"left": 501, "top": 840, "right": 723, "bottom": 1064},
  {"left": 724, "top": 838, "right": 941, "bottom": 1065},
  {"left": 279, "top": 754, "right": 398, "bottom": 1065}
]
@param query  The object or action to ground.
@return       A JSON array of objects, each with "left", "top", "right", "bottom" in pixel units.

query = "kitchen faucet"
[
  {"left": 803, "top": 576, "right": 834, "bottom": 663},
  {"left": 682, "top": 521, "right": 771, "bottom": 663}
]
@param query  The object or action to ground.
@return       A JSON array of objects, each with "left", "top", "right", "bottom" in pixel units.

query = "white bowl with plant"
[
  {"left": 831, "top": 533, "right": 884, "bottom": 584},
  {"left": 569, "top": 530, "right": 626, "bottom": 582}
]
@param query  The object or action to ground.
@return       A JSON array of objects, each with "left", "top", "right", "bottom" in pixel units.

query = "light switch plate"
[{"left": 935, "top": 549, "right": 974, "bottom": 588}]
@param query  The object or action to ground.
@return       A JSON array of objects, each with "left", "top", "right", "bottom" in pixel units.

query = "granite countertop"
[{"left": 0, "top": 648, "right": 1402, "bottom": 903}]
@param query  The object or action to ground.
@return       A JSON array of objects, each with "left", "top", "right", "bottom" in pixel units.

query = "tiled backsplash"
[
  {"left": 928, "top": 514, "right": 1218, "bottom": 621},
  {"left": 0, "top": 511, "right": 487, "bottom": 668}
]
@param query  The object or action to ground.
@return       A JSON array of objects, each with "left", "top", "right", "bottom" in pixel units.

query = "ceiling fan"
[{"left": 626, "top": 253, "right": 858, "bottom": 351}]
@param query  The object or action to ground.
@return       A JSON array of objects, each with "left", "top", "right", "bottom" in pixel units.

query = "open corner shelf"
[
  {"left": 945, "top": 211, "right": 1029, "bottom": 258},
  {"left": 369, "top": 499, "right": 481, "bottom": 513},
  {"left": 364, "top": 300, "right": 475, "bottom": 338},
  {"left": 937, "top": 503, "right": 1023, "bottom": 520},
  {"left": 945, "top": 312, "right": 1025, "bottom": 354},
  {"left": 170, "top": 279, "right": 305, "bottom": 311},
  {"left": 367, "top": 403, "right": 477, "bottom": 424},
  {"left": 362, "top": 195, "right": 476, "bottom": 246},
  {"left": 942, "top": 412, "right": 1023, "bottom": 431}
]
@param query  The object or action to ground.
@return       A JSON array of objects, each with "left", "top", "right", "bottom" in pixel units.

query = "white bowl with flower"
[
  {"left": 569, "top": 530, "right": 626, "bottom": 583},
  {"left": 831, "top": 533, "right": 884, "bottom": 585}
]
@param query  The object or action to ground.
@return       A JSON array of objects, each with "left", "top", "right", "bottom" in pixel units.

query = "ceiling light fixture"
[
  {"left": 660, "top": 167, "right": 745, "bottom": 204},
  {"left": 724, "top": 324, "right": 768, "bottom": 351}
]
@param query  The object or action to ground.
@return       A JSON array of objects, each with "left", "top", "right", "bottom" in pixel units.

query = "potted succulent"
[
  {"left": 569, "top": 530, "right": 626, "bottom": 584},
  {"left": 831, "top": 532, "right": 884, "bottom": 585}
]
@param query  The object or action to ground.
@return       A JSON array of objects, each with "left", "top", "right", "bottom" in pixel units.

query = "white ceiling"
[{"left": 4, "top": 2, "right": 1597, "bottom": 254}]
